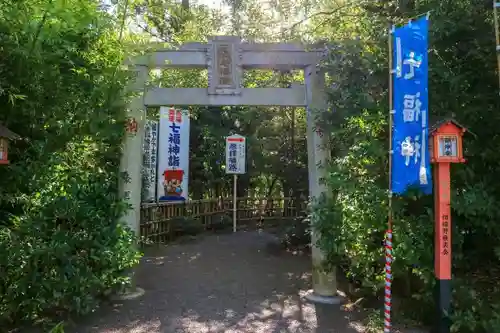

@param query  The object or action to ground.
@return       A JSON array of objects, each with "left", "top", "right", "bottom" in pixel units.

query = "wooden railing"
[{"left": 140, "top": 196, "right": 308, "bottom": 243}]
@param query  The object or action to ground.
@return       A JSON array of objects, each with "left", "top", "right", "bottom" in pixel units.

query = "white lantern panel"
[{"left": 438, "top": 135, "right": 458, "bottom": 158}]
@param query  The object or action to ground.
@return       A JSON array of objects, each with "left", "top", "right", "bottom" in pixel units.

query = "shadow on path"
[{"left": 68, "top": 231, "right": 368, "bottom": 333}]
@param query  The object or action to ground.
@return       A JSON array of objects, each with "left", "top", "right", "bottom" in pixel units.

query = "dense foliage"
[
  {"left": 0, "top": 0, "right": 140, "bottom": 326},
  {"left": 312, "top": 1, "right": 500, "bottom": 332}
]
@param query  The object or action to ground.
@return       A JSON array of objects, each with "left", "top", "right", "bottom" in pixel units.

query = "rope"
[{"left": 384, "top": 230, "right": 393, "bottom": 333}]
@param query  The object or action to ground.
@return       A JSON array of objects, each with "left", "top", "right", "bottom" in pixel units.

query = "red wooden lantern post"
[
  {"left": 429, "top": 119, "right": 467, "bottom": 333},
  {"left": 0, "top": 124, "right": 20, "bottom": 165}
]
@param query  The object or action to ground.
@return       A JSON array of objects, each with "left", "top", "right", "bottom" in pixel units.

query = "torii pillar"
[
  {"left": 120, "top": 65, "right": 148, "bottom": 238},
  {"left": 305, "top": 65, "right": 341, "bottom": 304},
  {"left": 116, "top": 65, "right": 148, "bottom": 299}
]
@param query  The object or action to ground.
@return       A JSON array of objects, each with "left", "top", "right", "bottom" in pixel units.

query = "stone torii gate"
[{"left": 120, "top": 36, "right": 340, "bottom": 304}]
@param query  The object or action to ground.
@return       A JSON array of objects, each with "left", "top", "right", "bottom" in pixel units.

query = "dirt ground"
[{"left": 64, "top": 231, "right": 425, "bottom": 333}]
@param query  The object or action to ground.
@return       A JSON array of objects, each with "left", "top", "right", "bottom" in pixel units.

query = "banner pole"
[
  {"left": 233, "top": 174, "right": 237, "bottom": 233},
  {"left": 385, "top": 23, "right": 395, "bottom": 333}
]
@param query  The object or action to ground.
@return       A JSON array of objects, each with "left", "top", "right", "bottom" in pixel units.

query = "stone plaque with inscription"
[
  {"left": 207, "top": 36, "right": 242, "bottom": 95},
  {"left": 217, "top": 44, "right": 233, "bottom": 86}
]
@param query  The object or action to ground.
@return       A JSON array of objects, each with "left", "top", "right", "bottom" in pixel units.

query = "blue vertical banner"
[{"left": 391, "top": 15, "right": 433, "bottom": 195}]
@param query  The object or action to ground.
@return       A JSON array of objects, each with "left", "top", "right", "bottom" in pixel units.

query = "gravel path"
[{"left": 67, "top": 231, "right": 375, "bottom": 333}]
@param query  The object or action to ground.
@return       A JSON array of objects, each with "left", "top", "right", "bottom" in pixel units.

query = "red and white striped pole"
[
  {"left": 386, "top": 23, "right": 395, "bottom": 333},
  {"left": 384, "top": 230, "right": 393, "bottom": 333}
]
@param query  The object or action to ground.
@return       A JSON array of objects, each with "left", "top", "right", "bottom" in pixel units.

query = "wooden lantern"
[
  {"left": 0, "top": 124, "right": 20, "bottom": 165},
  {"left": 429, "top": 119, "right": 467, "bottom": 164},
  {"left": 429, "top": 118, "right": 472, "bottom": 333}
]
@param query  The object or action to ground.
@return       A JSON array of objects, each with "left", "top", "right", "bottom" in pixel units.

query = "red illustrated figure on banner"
[{"left": 162, "top": 169, "right": 184, "bottom": 199}]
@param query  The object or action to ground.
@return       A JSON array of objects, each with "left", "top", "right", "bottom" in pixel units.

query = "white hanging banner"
[
  {"left": 157, "top": 107, "right": 190, "bottom": 201},
  {"left": 142, "top": 120, "right": 158, "bottom": 202},
  {"left": 225, "top": 134, "right": 246, "bottom": 174}
]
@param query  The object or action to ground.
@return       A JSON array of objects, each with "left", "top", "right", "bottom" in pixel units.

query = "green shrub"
[
  {"left": 171, "top": 216, "right": 205, "bottom": 236},
  {"left": 280, "top": 216, "right": 310, "bottom": 250},
  {"left": 0, "top": 173, "right": 141, "bottom": 326},
  {"left": 315, "top": 2, "right": 500, "bottom": 331},
  {"left": 206, "top": 213, "right": 233, "bottom": 232},
  {"left": 0, "top": 0, "right": 142, "bottom": 327}
]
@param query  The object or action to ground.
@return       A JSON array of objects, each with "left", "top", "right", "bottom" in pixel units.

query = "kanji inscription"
[{"left": 216, "top": 44, "right": 233, "bottom": 86}]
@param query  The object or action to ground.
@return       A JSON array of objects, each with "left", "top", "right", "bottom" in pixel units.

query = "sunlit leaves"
[
  {"left": 312, "top": 0, "right": 500, "bottom": 330},
  {"left": 0, "top": 0, "right": 139, "bottom": 327}
]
